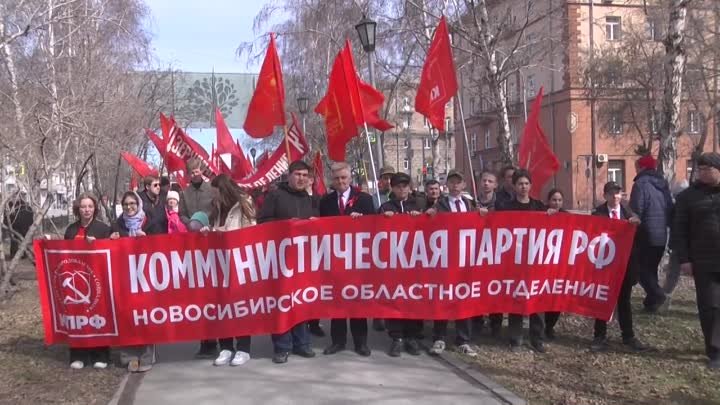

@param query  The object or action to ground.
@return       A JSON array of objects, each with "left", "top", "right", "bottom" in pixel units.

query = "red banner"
[{"left": 35, "top": 212, "right": 635, "bottom": 348}]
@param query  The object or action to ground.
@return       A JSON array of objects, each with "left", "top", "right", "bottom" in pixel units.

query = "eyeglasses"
[{"left": 123, "top": 202, "right": 137, "bottom": 207}]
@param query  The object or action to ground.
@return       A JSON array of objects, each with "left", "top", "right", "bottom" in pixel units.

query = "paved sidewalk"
[{"left": 118, "top": 324, "right": 520, "bottom": 405}]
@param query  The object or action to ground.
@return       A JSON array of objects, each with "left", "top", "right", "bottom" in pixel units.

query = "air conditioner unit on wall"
[{"left": 597, "top": 154, "right": 609, "bottom": 163}]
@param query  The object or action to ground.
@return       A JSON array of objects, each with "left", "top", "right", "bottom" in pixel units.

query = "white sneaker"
[
  {"left": 214, "top": 349, "right": 233, "bottom": 366},
  {"left": 429, "top": 340, "right": 446, "bottom": 355},
  {"left": 230, "top": 351, "right": 250, "bottom": 366},
  {"left": 70, "top": 360, "right": 84, "bottom": 369},
  {"left": 92, "top": 361, "right": 108, "bottom": 369},
  {"left": 457, "top": 344, "right": 478, "bottom": 358}
]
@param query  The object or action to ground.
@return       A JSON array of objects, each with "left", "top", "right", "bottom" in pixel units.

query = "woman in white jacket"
[{"left": 204, "top": 174, "right": 257, "bottom": 366}]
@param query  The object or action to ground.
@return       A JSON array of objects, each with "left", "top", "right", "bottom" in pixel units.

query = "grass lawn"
[{"left": 455, "top": 275, "right": 719, "bottom": 405}]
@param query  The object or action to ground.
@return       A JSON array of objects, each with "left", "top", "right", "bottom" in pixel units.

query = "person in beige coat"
[{"left": 201, "top": 174, "right": 257, "bottom": 367}]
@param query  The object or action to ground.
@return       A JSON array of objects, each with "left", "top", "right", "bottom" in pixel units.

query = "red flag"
[
  {"left": 231, "top": 140, "right": 254, "bottom": 181},
  {"left": 312, "top": 151, "right": 327, "bottom": 196},
  {"left": 174, "top": 172, "right": 188, "bottom": 189},
  {"left": 415, "top": 16, "right": 458, "bottom": 131},
  {"left": 121, "top": 152, "right": 159, "bottom": 178},
  {"left": 145, "top": 129, "right": 185, "bottom": 174},
  {"left": 359, "top": 80, "right": 393, "bottom": 131},
  {"left": 160, "top": 113, "right": 173, "bottom": 139},
  {"left": 215, "top": 108, "right": 240, "bottom": 156},
  {"left": 243, "top": 33, "right": 286, "bottom": 138},
  {"left": 518, "top": 87, "right": 559, "bottom": 199},
  {"left": 129, "top": 172, "right": 138, "bottom": 191}
]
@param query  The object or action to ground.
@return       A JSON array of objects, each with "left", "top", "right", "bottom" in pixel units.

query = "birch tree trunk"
[{"left": 658, "top": 0, "right": 690, "bottom": 183}]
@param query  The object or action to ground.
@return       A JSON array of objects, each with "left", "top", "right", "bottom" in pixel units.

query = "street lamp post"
[
  {"left": 249, "top": 147, "right": 257, "bottom": 168},
  {"left": 355, "top": 14, "right": 383, "bottom": 170},
  {"left": 297, "top": 95, "right": 309, "bottom": 136},
  {"left": 400, "top": 101, "right": 413, "bottom": 174}
]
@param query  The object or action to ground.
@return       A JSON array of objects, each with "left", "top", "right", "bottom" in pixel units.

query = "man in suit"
[
  {"left": 590, "top": 181, "right": 649, "bottom": 352},
  {"left": 320, "top": 162, "right": 376, "bottom": 356},
  {"left": 426, "top": 170, "right": 479, "bottom": 357}
]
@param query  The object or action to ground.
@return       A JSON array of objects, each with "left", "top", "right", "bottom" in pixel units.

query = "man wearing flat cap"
[
  {"left": 630, "top": 155, "right": 674, "bottom": 313},
  {"left": 374, "top": 165, "right": 396, "bottom": 210},
  {"left": 379, "top": 172, "right": 425, "bottom": 357},
  {"left": 672, "top": 152, "right": 720, "bottom": 370}
]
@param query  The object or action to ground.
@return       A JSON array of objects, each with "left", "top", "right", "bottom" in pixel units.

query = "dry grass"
[
  {"left": 0, "top": 275, "right": 124, "bottom": 405},
  {"left": 453, "top": 276, "right": 719, "bottom": 405}
]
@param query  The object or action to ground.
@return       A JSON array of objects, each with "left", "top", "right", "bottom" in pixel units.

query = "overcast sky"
[{"left": 145, "top": 0, "right": 266, "bottom": 73}]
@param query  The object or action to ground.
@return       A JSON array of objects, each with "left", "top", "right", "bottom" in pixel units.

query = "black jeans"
[
  {"left": 636, "top": 244, "right": 666, "bottom": 309},
  {"left": 432, "top": 319, "right": 471, "bottom": 345},
  {"left": 508, "top": 313, "right": 544, "bottom": 344},
  {"left": 489, "top": 314, "right": 503, "bottom": 331},
  {"left": 330, "top": 318, "right": 368, "bottom": 346},
  {"left": 545, "top": 312, "right": 561, "bottom": 332},
  {"left": 693, "top": 269, "right": 720, "bottom": 360},
  {"left": 594, "top": 267, "right": 635, "bottom": 340},
  {"left": 70, "top": 347, "right": 110, "bottom": 364},
  {"left": 387, "top": 319, "right": 423, "bottom": 340},
  {"left": 218, "top": 336, "right": 251, "bottom": 353}
]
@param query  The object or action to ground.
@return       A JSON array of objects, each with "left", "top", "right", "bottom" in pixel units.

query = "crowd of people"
[{"left": 56, "top": 151, "right": 720, "bottom": 372}]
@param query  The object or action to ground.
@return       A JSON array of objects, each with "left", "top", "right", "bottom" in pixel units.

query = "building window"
[
  {"left": 651, "top": 110, "right": 661, "bottom": 135},
  {"left": 423, "top": 117, "right": 430, "bottom": 128},
  {"left": 609, "top": 113, "right": 623, "bottom": 134},
  {"left": 605, "top": 16, "right": 622, "bottom": 41},
  {"left": 471, "top": 133, "right": 478, "bottom": 151},
  {"left": 646, "top": 19, "right": 663, "bottom": 41},
  {"left": 608, "top": 160, "right": 625, "bottom": 190},
  {"left": 403, "top": 158, "right": 409, "bottom": 170},
  {"left": 470, "top": 97, "right": 478, "bottom": 115},
  {"left": 403, "top": 139, "right": 409, "bottom": 149},
  {"left": 484, "top": 127, "right": 491, "bottom": 149},
  {"left": 445, "top": 117, "right": 451, "bottom": 132},
  {"left": 510, "top": 123, "right": 519, "bottom": 144},
  {"left": 688, "top": 110, "right": 700, "bottom": 134},
  {"left": 423, "top": 137, "right": 431, "bottom": 149},
  {"left": 526, "top": 75, "right": 536, "bottom": 95}
]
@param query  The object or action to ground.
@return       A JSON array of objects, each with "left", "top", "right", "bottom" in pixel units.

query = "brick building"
[{"left": 454, "top": 0, "right": 717, "bottom": 210}]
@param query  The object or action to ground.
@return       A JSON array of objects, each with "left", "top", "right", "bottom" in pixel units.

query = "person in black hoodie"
[
  {"left": 64, "top": 193, "right": 112, "bottom": 370},
  {"left": 380, "top": 172, "right": 425, "bottom": 357},
  {"left": 590, "top": 182, "right": 649, "bottom": 353},
  {"left": 320, "top": 162, "right": 375, "bottom": 357},
  {"left": 495, "top": 169, "right": 557, "bottom": 353},
  {"left": 258, "top": 160, "right": 319, "bottom": 364},
  {"left": 672, "top": 152, "right": 720, "bottom": 370},
  {"left": 629, "top": 155, "right": 674, "bottom": 313}
]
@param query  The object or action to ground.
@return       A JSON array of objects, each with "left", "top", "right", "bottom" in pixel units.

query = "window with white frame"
[
  {"left": 527, "top": 75, "right": 536, "bottom": 95},
  {"left": 403, "top": 158, "right": 409, "bottom": 170},
  {"left": 484, "top": 127, "right": 491, "bottom": 149},
  {"left": 605, "top": 16, "right": 622, "bottom": 41},
  {"left": 423, "top": 137, "right": 431, "bottom": 149},
  {"left": 423, "top": 117, "right": 430, "bottom": 128},
  {"left": 510, "top": 123, "right": 519, "bottom": 144},
  {"left": 403, "top": 138, "right": 409, "bottom": 149},
  {"left": 445, "top": 117, "right": 451, "bottom": 132},
  {"left": 608, "top": 160, "right": 625, "bottom": 190},
  {"left": 471, "top": 133, "right": 478, "bottom": 152},
  {"left": 688, "top": 110, "right": 700, "bottom": 134},
  {"left": 646, "top": 19, "right": 663, "bottom": 41},
  {"left": 609, "top": 112, "right": 623, "bottom": 134}
]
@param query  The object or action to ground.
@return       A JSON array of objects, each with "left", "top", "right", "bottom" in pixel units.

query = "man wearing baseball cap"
[
  {"left": 379, "top": 172, "right": 425, "bottom": 357},
  {"left": 589, "top": 181, "right": 648, "bottom": 353}
]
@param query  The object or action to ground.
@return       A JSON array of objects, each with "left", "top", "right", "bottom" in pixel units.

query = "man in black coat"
[
  {"left": 257, "top": 160, "right": 319, "bottom": 364},
  {"left": 590, "top": 182, "right": 649, "bottom": 353},
  {"left": 630, "top": 155, "right": 674, "bottom": 312},
  {"left": 672, "top": 152, "right": 720, "bottom": 370},
  {"left": 320, "top": 162, "right": 375, "bottom": 357},
  {"left": 380, "top": 173, "right": 425, "bottom": 357},
  {"left": 138, "top": 175, "right": 168, "bottom": 235},
  {"left": 426, "top": 170, "right": 478, "bottom": 357}
]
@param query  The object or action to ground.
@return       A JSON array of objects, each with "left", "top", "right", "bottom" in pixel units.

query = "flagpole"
[
  {"left": 282, "top": 125, "right": 293, "bottom": 162},
  {"left": 363, "top": 122, "right": 381, "bottom": 207},
  {"left": 456, "top": 95, "right": 478, "bottom": 198}
]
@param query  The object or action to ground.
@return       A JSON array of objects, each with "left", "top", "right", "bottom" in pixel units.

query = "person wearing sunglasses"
[{"left": 138, "top": 175, "right": 168, "bottom": 235}]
